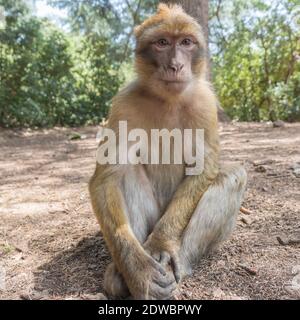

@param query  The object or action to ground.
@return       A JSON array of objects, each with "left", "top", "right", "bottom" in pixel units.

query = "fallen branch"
[
  {"left": 277, "top": 236, "right": 300, "bottom": 246},
  {"left": 240, "top": 207, "right": 252, "bottom": 215}
]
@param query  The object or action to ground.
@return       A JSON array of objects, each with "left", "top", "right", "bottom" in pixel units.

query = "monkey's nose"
[{"left": 168, "top": 63, "right": 184, "bottom": 73}]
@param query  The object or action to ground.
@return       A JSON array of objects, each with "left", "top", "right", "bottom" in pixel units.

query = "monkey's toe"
[{"left": 103, "top": 263, "right": 130, "bottom": 299}]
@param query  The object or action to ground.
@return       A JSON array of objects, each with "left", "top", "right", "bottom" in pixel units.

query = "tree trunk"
[{"left": 166, "top": 0, "right": 229, "bottom": 122}]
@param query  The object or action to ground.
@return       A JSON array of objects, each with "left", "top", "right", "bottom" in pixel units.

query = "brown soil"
[{"left": 0, "top": 123, "right": 299, "bottom": 300}]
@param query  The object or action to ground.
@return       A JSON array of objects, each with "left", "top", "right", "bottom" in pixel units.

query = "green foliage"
[
  {"left": 70, "top": 33, "right": 122, "bottom": 126},
  {"left": 210, "top": 0, "right": 300, "bottom": 121},
  {"left": 0, "top": 0, "right": 299, "bottom": 127},
  {"left": 48, "top": 0, "right": 158, "bottom": 60},
  {"left": 0, "top": 0, "right": 122, "bottom": 127}
]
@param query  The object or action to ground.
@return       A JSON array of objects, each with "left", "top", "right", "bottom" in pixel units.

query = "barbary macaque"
[{"left": 89, "top": 3, "right": 247, "bottom": 299}]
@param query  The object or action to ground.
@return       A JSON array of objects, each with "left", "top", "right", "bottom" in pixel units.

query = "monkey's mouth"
[
  {"left": 157, "top": 71, "right": 189, "bottom": 85},
  {"left": 163, "top": 80, "right": 186, "bottom": 84},
  {"left": 161, "top": 79, "right": 189, "bottom": 87},
  {"left": 161, "top": 79, "right": 189, "bottom": 92}
]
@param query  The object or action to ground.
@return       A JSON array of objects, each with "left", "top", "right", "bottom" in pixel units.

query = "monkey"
[{"left": 89, "top": 3, "right": 247, "bottom": 300}]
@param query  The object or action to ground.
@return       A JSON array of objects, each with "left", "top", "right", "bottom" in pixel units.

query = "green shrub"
[{"left": 0, "top": 0, "right": 122, "bottom": 127}]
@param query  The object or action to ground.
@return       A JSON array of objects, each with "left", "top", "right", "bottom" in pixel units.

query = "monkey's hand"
[
  {"left": 124, "top": 246, "right": 177, "bottom": 300},
  {"left": 144, "top": 235, "right": 183, "bottom": 284}
]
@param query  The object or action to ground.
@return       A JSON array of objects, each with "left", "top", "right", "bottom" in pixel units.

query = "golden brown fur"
[{"left": 89, "top": 3, "right": 246, "bottom": 300}]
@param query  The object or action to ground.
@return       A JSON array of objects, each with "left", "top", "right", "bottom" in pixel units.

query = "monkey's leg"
[
  {"left": 180, "top": 164, "right": 247, "bottom": 276},
  {"left": 104, "top": 166, "right": 163, "bottom": 298}
]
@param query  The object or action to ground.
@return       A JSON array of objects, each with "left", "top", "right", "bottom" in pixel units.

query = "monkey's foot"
[{"left": 103, "top": 263, "right": 130, "bottom": 299}]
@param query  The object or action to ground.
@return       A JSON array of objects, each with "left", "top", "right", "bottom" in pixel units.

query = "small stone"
[
  {"left": 20, "top": 294, "right": 31, "bottom": 300},
  {"left": 273, "top": 120, "right": 285, "bottom": 128},
  {"left": 253, "top": 159, "right": 273, "bottom": 166},
  {"left": 277, "top": 236, "right": 289, "bottom": 245},
  {"left": 255, "top": 165, "right": 266, "bottom": 173},
  {"left": 183, "top": 291, "right": 193, "bottom": 298},
  {"left": 87, "top": 264, "right": 98, "bottom": 270},
  {"left": 241, "top": 216, "right": 252, "bottom": 225},
  {"left": 289, "top": 163, "right": 300, "bottom": 177},
  {"left": 68, "top": 132, "right": 82, "bottom": 140}
]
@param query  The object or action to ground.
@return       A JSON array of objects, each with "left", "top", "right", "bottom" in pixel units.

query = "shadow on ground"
[{"left": 34, "top": 232, "right": 111, "bottom": 297}]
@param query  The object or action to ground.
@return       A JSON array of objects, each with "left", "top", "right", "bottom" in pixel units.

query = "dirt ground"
[{"left": 0, "top": 122, "right": 299, "bottom": 300}]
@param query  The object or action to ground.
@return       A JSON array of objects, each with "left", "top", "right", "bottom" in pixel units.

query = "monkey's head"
[{"left": 134, "top": 3, "right": 207, "bottom": 97}]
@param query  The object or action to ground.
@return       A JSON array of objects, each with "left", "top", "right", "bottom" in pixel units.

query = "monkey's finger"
[
  {"left": 160, "top": 251, "right": 171, "bottom": 266},
  {"left": 145, "top": 248, "right": 161, "bottom": 264},
  {"left": 153, "top": 271, "right": 175, "bottom": 288},
  {"left": 149, "top": 257, "right": 167, "bottom": 276},
  {"left": 152, "top": 252, "right": 161, "bottom": 262},
  {"left": 171, "top": 255, "right": 181, "bottom": 283},
  {"left": 153, "top": 266, "right": 176, "bottom": 287}
]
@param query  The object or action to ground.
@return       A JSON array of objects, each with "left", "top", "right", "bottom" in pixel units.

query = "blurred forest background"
[{"left": 0, "top": 0, "right": 299, "bottom": 128}]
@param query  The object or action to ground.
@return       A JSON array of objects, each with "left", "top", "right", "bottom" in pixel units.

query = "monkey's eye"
[
  {"left": 156, "top": 39, "right": 169, "bottom": 47},
  {"left": 181, "top": 38, "right": 193, "bottom": 47}
]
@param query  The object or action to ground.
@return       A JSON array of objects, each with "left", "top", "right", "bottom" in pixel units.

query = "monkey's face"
[
  {"left": 134, "top": 4, "right": 207, "bottom": 96},
  {"left": 148, "top": 34, "right": 201, "bottom": 92},
  {"left": 136, "top": 31, "right": 205, "bottom": 95}
]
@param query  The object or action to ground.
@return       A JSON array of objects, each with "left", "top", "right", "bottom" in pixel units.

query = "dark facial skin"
[{"left": 149, "top": 34, "right": 200, "bottom": 92}]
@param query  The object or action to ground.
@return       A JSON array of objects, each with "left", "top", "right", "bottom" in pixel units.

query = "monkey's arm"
[
  {"left": 89, "top": 165, "right": 174, "bottom": 298},
  {"left": 145, "top": 144, "right": 219, "bottom": 281},
  {"left": 89, "top": 167, "right": 143, "bottom": 271}
]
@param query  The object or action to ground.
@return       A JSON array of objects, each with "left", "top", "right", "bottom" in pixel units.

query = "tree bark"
[{"left": 166, "top": 0, "right": 229, "bottom": 122}]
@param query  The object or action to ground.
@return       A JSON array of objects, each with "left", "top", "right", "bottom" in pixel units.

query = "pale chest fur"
[
  {"left": 111, "top": 82, "right": 216, "bottom": 210},
  {"left": 126, "top": 100, "right": 205, "bottom": 211}
]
